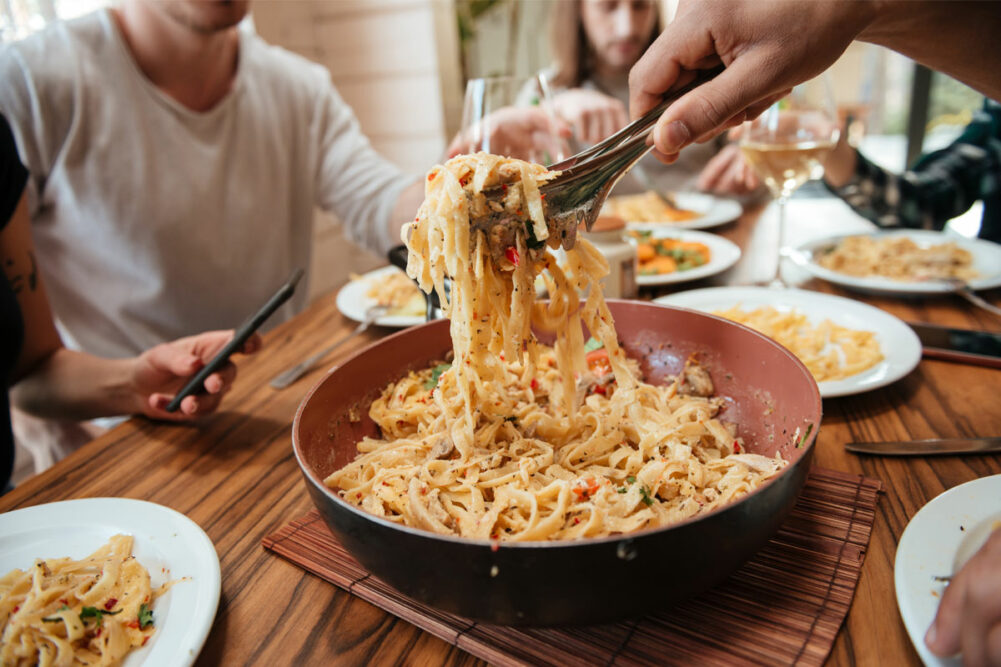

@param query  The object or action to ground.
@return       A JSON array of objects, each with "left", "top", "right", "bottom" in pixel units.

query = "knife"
[
  {"left": 906, "top": 321, "right": 1001, "bottom": 369},
  {"left": 846, "top": 437, "right": 1001, "bottom": 456}
]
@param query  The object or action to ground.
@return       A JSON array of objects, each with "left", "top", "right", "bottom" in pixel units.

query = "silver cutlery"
[
  {"left": 475, "top": 67, "right": 723, "bottom": 252},
  {"left": 940, "top": 277, "right": 1001, "bottom": 319},
  {"left": 269, "top": 305, "right": 387, "bottom": 389},
  {"left": 846, "top": 436, "right": 1001, "bottom": 456}
]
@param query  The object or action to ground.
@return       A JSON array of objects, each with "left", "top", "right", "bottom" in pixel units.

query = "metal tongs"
[{"left": 481, "top": 66, "right": 723, "bottom": 250}]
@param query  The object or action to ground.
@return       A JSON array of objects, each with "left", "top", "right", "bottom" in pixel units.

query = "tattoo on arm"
[{"left": 3, "top": 250, "right": 38, "bottom": 295}]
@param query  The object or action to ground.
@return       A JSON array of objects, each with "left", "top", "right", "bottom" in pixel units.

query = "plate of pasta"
[
  {"left": 337, "top": 265, "right": 426, "bottom": 328},
  {"left": 655, "top": 286, "right": 922, "bottom": 397},
  {"left": 794, "top": 230, "right": 1001, "bottom": 295},
  {"left": 627, "top": 229, "right": 741, "bottom": 285},
  {"left": 0, "top": 498, "right": 220, "bottom": 666},
  {"left": 610, "top": 192, "right": 743, "bottom": 231}
]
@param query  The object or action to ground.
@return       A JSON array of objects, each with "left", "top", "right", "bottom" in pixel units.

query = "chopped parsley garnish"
[
  {"left": 584, "top": 337, "right": 604, "bottom": 353},
  {"left": 639, "top": 485, "right": 655, "bottom": 506},
  {"left": 138, "top": 602, "right": 154, "bottom": 629},
  {"left": 616, "top": 487, "right": 627, "bottom": 494},
  {"left": 626, "top": 475, "right": 636, "bottom": 484},
  {"left": 423, "top": 363, "right": 451, "bottom": 390},
  {"left": 80, "top": 606, "right": 121, "bottom": 627},
  {"left": 796, "top": 423, "right": 814, "bottom": 449}
]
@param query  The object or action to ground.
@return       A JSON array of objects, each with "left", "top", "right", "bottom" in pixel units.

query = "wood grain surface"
[{"left": 2, "top": 199, "right": 999, "bottom": 665}]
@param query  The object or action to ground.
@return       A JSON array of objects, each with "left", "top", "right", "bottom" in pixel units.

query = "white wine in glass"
[{"left": 740, "top": 77, "right": 839, "bottom": 287}]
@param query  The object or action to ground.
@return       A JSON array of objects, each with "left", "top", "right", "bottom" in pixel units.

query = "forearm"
[
  {"left": 860, "top": 1, "right": 1001, "bottom": 100},
  {"left": 389, "top": 180, "right": 425, "bottom": 244},
  {"left": 10, "top": 349, "right": 142, "bottom": 421}
]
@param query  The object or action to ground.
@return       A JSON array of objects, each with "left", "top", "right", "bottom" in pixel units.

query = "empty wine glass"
[
  {"left": 457, "top": 73, "right": 569, "bottom": 165},
  {"left": 740, "top": 75, "right": 840, "bottom": 287}
]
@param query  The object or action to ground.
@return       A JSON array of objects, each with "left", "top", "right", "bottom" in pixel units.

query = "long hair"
[{"left": 547, "top": 0, "right": 661, "bottom": 89}]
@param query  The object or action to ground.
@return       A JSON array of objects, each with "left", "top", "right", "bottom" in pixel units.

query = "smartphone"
[{"left": 165, "top": 268, "right": 305, "bottom": 413}]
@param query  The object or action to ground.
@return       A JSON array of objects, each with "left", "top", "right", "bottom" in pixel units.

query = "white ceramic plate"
[
  {"left": 336, "top": 265, "right": 425, "bottom": 328},
  {"left": 626, "top": 192, "right": 743, "bottom": 231},
  {"left": 654, "top": 286, "right": 921, "bottom": 398},
  {"left": 894, "top": 474, "right": 1001, "bottom": 667},
  {"left": 631, "top": 229, "right": 742, "bottom": 286},
  {"left": 794, "top": 229, "right": 1001, "bottom": 295},
  {"left": 0, "top": 498, "right": 220, "bottom": 667}
]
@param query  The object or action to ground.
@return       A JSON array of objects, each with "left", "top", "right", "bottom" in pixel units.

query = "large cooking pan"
[{"left": 293, "top": 300, "right": 821, "bottom": 626}]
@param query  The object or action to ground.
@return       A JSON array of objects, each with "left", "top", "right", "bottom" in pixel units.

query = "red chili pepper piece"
[
  {"left": 104, "top": 598, "right": 118, "bottom": 611},
  {"left": 530, "top": 378, "right": 538, "bottom": 390},
  {"left": 505, "top": 246, "right": 520, "bottom": 266}
]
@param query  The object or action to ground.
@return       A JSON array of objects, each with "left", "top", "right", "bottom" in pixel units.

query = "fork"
[
  {"left": 941, "top": 277, "right": 1001, "bottom": 319},
  {"left": 477, "top": 66, "right": 723, "bottom": 251},
  {"left": 269, "top": 304, "right": 388, "bottom": 389}
]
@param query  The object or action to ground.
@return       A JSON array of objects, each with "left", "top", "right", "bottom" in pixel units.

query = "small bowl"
[{"left": 293, "top": 300, "right": 821, "bottom": 626}]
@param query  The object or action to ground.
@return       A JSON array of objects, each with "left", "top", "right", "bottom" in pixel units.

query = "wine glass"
[
  {"left": 457, "top": 73, "right": 569, "bottom": 166},
  {"left": 740, "top": 75, "right": 840, "bottom": 287}
]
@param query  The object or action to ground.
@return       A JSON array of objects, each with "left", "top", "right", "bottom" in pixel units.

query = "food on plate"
[
  {"left": 817, "top": 235, "right": 978, "bottom": 282},
  {"left": 326, "top": 152, "right": 788, "bottom": 541},
  {"left": 713, "top": 305, "right": 883, "bottom": 382},
  {"left": 0, "top": 535, "right": 168, "bottom": 666},
  {"left": 602, "top": 190, "right": 700, "bottom": 223},
  {"left": 628, "top": 230, "right": 711, "bottom": 275},
  {"left": 352, "top": 269, "right": 424, "bottom": 317}
]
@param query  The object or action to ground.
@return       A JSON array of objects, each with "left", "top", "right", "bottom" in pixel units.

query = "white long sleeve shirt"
[{"left": 0, "top": 10, "right": 414, "bottom": 358}]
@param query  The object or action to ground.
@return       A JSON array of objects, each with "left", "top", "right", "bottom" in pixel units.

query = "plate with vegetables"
[{"left": 628, "top": 229, "right": 741, "bottom": 286}]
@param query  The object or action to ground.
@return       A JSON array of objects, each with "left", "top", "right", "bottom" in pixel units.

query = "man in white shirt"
[
  {"left": 0, "top": 0, "right": 423, "bottom": 359},
  {"left": 0, "top": 0, "right": 424, "bottom": 468}
]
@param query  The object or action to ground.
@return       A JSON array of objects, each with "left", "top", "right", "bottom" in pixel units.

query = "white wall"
[{"left": 254, "top": 0, "right": 463, "bottom": 301}]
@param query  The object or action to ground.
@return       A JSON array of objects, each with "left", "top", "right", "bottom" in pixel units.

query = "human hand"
[
  {"left": 550, "top": 89, "right": 629, "bottom": 145},
  {"left": 131, "top": 330, "right": 262, "bottom": 420},
  {"left": 696, "top": 142, "right": 760, "bottom": 196},
  {"left": 629, "top": 0, "right": 873, "bottom": 162},
  {"left": 447, "top": 106, "right": 571, "bottom": 163},
  {"left": 925, "top": 527, "right": 1001, "bottom": 665}
]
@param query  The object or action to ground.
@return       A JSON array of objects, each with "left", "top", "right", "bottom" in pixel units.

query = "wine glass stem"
[{"left": 771, "top": 195, "right": 789, "bottom": 287}]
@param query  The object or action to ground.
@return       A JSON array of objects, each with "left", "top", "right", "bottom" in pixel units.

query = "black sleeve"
[{"left": 0, "top": 113, "right": 28, "bottom": 230}]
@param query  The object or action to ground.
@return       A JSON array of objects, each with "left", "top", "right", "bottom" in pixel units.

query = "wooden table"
[{"left": 3, "top": 198, "right": 1000, "bottom": 665}]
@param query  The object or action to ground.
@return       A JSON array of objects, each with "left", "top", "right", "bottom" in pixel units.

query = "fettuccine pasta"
[
  {"left": 326, "top": 153, "right": 786, "bottom": 541},
  {"left": 713, "top": 305, "right": 883, "bottom": 382},
  {"left": 0, "top": 535, "right": 167, "bottom": 667}
]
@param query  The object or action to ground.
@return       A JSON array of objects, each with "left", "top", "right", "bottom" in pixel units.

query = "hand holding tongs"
[{"left": 480, "top": 66, "right": 723, "bottom": 250}]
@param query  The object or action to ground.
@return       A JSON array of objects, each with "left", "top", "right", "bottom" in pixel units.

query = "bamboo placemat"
[{"left": 263, "top": 467, "right": 881, "bottom": 666}]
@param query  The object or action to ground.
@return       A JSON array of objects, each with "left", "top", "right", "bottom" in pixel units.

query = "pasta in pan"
[
  {"left": 326, "top": 152, "right": 786, "bottom": 541},
  {"left": 0, "top": 535, "right": 166, "bottom": 667}
]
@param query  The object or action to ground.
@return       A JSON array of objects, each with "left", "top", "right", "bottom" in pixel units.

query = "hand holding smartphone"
[{"left": 165, "top": 268, "right": 304, "bottom": 413}]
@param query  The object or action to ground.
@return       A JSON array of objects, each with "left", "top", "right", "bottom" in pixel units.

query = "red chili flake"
[
  {"left": 12, "top": 605, "right": 18, "bottom": 613},
  {"left": 142, "top": 636, "right": 150, "bottom": 646},
  {"left": 573, "top": 517, "right": 580, "bottom": 525},
  {"left": 530, "top": 378, "right": 538, "bottom": 390},
  {"left": 356, "top": 493, "right": 362, "bottom": 499},
  {"left": 593, "top": 385, "right": 607, "bottom": 395},
  {"left": 427, "top": 172, "right": 436, "bottom": 181},
  {"left": 733, "top": 443, "right": 741, "bottom": 453},
  {"left": 515, "top": 209, "right": 523, "bottom": 216},
  {"left": 421, "top": 487, "right": 428, "bottom": 495},
  {"left": 540, "top": 193, "right": 546, "bottom": 200},
  {"left": 95, "top": 628, "right": 102, "bottom": 638},
  {"left": 127, "top": 620, "right": 140, "bottom": 629},
  {"left": 382, "top": 481, "right": 390, "bottom": 486},
  {"left": 104, "top": 598, "right": 118, "bottom": 611},
  {"left": 505, "top": 246, "right": 520, "bottom": 266},
  {"left": 501, "top": 184, "right": 508, "bottom": 191},
  {"left": 490, "top": 540, "right": 500, "bottom": 552}
]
